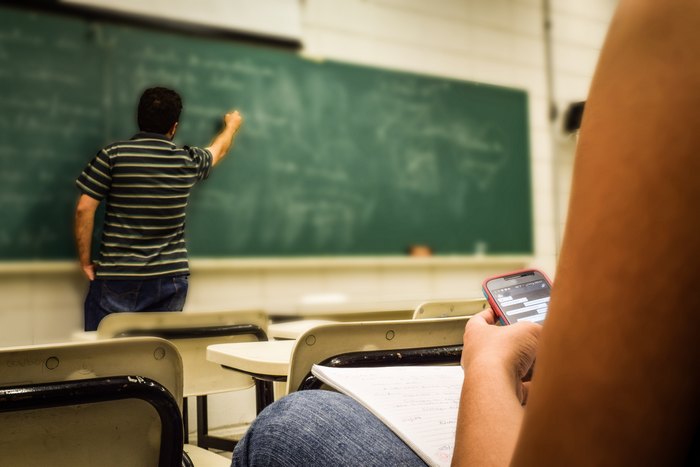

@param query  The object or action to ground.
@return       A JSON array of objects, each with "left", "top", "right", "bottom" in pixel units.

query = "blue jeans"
[
  {"left": 233, "top": 390, "right": 427, "bottom": 467},
  {"left": 83, "top": 275, "right": 188, "bottom": 331}
]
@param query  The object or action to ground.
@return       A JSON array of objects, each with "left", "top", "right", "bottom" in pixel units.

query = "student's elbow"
[{"left": 75, "top": 194, "right": 100, "bottom": 215}]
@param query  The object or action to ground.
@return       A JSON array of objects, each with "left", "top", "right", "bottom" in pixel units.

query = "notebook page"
[{"left": 311, "top": 365, "right": 464, "bottom": 467}]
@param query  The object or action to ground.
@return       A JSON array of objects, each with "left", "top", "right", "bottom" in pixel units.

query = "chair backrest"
[
  {"left": 0, "top": 337, "right": 183, "bottom": 467},
  {"left": 97, "top": 310, "right": 268, "bottom": 397},
  {"left": 412, "top": 298, "right": 487, "bottom": 319},
  {"left": 286, "top": 316, "right": 469, "bottom": 393}
]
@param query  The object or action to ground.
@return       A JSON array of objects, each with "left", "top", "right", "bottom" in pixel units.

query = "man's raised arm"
[{"left": 207, "top": 110, "right": 243, "bottom": 166}]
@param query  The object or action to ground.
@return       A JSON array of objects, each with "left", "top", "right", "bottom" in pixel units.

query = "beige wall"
[{"left": 0, "top": 0, "right": 617, "bottom": 345}]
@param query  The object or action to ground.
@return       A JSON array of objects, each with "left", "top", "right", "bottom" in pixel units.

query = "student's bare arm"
[
  {"left": 513, "top": 0, "right": 700, "bottom": 465},
  {"left": 74, "top": 194, "right": 100, "bottom": 281},
  {"left": 207, "top": 110, "right": 243, "bottom": 166},
  {"left": 452, "top": 309, "right": 540, "bottom": 467}
]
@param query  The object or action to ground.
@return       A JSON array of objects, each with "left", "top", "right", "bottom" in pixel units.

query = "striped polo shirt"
[{"left": 76, "top": 132, "right": 212, "bottom": 279}]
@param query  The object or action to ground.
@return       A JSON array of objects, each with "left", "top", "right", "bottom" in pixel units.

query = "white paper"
[{"left": 311, "top": 365, "right": 464, "bottom": 467}]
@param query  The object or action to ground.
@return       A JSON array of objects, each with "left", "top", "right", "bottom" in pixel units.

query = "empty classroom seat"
[
  {"left": 0, "top": 337, "right": 229, "bottom": 467},
  {"left": 97, "top": 310, "right": 268, "bottom": 451}
]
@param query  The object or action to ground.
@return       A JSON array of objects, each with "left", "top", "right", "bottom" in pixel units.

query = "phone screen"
[{"left": 490, "top": 277, "right": 551, "bottom": 324}]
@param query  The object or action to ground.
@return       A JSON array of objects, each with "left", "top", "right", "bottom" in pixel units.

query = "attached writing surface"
[{"left": 311, "top": 364, "right": 464, "bottom": 467}]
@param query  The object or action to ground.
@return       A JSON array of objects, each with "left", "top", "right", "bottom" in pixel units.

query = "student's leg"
[{"left": 233, "top": 390, "right": 427, "bottom": 467}]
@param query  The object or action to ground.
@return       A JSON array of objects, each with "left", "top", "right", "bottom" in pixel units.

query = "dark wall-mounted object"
[{"left": 563, "top": 101, "right": 586, "bottom": 133}]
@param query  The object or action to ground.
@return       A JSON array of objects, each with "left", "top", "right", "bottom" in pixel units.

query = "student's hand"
[
  {"left": 461, "top": 308, "right": 541, "bottom": 404},
  {"left": 224, "top": 110, "right": 243, "bottom": 132},
  {"left": 81, "top": 263, "right": 96, "bottom": 281}
]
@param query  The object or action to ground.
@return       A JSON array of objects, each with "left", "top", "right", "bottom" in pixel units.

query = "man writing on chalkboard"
[{"left": 74, "top": 87, "right": 242, "bottom": 331}]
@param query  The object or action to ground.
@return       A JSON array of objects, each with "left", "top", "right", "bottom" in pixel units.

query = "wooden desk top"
[{"left": 207, "top": 340, "right": 295, "bottom": 377}]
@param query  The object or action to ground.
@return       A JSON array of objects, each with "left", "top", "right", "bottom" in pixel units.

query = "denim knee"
[{"left": 233, "top": 390, "right": 426, "bottom": 467}]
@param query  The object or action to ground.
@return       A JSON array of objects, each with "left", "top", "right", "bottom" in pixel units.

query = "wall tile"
[
  {"left": 377, "top": 267, "right": 432, "bottom": 301},
  {"left": 551, "top": 12, "right": 609, "bottom": 49},
  {"left": 186, "top": 270, "right": 264, "bottom": 311}
]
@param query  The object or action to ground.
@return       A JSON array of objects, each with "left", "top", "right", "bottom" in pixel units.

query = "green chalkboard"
[{"left": 0, "top": 6, "right": 532, "bottom": 259}]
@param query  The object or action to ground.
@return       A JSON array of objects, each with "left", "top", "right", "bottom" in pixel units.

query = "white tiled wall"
[
  {"left": 0, "top": 0, "right": 619, "bottom": 441},
  {"left": 550, "top": 0, "right": 617, "bottom": 241}
]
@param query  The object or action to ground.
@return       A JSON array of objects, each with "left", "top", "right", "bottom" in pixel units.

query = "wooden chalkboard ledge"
[
  {"left": 0, "top": 261, "right": 81, "bottom": 275},
  {"left": 0, "top": 256, "right": 531, "bottom": 275}
]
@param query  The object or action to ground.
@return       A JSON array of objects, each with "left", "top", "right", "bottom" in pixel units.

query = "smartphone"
[{"left": 482, "top": 269, "right": 552, "bottom": 325}]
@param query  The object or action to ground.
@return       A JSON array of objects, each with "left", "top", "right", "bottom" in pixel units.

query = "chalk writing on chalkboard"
[{"left": 0, "top": 6, "right": 532, "bottom": 259}]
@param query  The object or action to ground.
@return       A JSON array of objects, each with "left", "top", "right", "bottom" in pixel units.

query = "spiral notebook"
[{"left": 311, "top": 364, "right": 464, "bottom": 467}]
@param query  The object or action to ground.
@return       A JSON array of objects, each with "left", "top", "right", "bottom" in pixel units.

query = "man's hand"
[
  {"left": 224, "top": 110, "right": 243, "bottom": 132},
  {"left": 81, "top": 263, "right": 96, "bottom": 281}
]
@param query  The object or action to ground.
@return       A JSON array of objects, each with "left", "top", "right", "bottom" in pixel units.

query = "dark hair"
[{"left": 137, "top": 87, "right": 182, "bottom": 134}]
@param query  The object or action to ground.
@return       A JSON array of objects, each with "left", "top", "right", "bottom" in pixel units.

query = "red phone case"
[{"left": 481, "top": 268, "right": 552, "bottom": 325}]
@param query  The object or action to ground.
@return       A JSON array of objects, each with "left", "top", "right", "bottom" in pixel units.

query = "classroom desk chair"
[
  {"left": 286, "top": 316, "right": 469, "bottom": 394},
  {"left": 208, "top": 316, "right": 469, "bottom": 414},
  {"left": 412, "top": 298, "right": 488, "bottom": 319},
  {"left": 0, "top": 337, "right": 228, "bottom": 467},
  {"left": 97, "top": 310, "right": 268, "bottom": 452},
  {"left": 267, "top": 298, "right": 437, "bottom": 341}
]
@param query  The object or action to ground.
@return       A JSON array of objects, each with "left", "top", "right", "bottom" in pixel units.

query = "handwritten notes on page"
[{"left": 311, "top": 365, "right": 464, "bottom": 467}]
